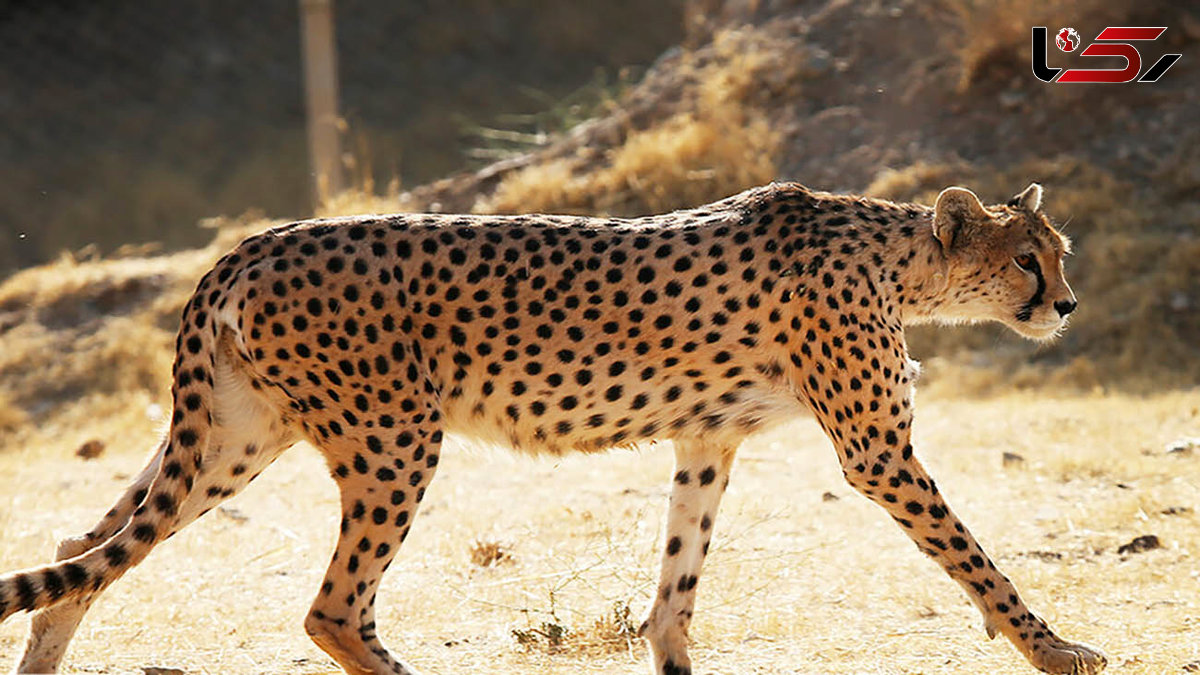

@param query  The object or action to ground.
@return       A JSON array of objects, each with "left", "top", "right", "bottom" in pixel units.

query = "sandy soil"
[{"left": 1, "top": 391, "right": 1198, "bottom": 674}]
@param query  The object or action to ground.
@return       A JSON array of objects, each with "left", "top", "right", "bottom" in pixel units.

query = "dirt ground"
[{"left": 2, "top": 390, "right": 1197, "bottom": 674}]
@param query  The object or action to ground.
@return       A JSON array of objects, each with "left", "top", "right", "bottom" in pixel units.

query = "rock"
[
  {"left": 999, "top": 90, "right": 1026, "bottom": 110},
  {"left": 799, "top": 47, "right": 833, "bottom": 79},
  {"left": 1166, "top": 438, "right": 1199, "bottom": 456},
  {"left": 1002, "top": 451, "right": 1025, "bottom": 467},
  {"left": 821, "top": 491, "right": 839, "bottom": 502},
  {"left": 75, "top": 440, "right": 105, "bottom": 460},
  {"left": 1116, "top": 534, "right": 1161, "bottom": 555},
  {"left": 1161, "top": 506, "right": 1192, "bottom": 516},
  {"left": 142, "top": 668, "right": 185, "bottom": 675},
  {"left": 217, "top": 506, "right": 249, "bottom": 523}
]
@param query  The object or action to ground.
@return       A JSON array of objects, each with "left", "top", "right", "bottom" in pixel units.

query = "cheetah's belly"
[{"left": 440, "top": 375, "right": 804, "bottom": 456}]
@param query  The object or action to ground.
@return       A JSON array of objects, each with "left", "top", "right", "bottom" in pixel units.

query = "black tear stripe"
[{"left": 1016, "top": 259, "right": 1045, "bottom": 322}]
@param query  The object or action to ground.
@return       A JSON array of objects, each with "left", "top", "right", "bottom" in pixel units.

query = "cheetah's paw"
[{"left": 1029, "top": 639, "right": 1107, "bottom": 675}]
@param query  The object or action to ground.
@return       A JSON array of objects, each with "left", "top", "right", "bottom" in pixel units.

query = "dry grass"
[
  {"left": 476, "top": 29, "right": 780, "bottom": 217},
  {"left": 477, "top": 108, "right": 776, "bottom": 217},
  {"left": 469, "top": 539, "right": 514, "bottom": 568},
  {"left": 0, "top": 213, "right": 273, "bottom": 453},
  {"left": 2, "top": 390, "right": 1198, "bottom": 674}
]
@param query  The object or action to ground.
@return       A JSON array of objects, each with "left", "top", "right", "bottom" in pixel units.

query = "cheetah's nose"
[{"left": 1054, "top": 299, "right": 1077, "bottom": 317}]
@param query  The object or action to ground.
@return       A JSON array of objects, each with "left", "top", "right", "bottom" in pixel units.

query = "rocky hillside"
[{"left": 1, "top": 0, "right": 1196, "bottom": 453}]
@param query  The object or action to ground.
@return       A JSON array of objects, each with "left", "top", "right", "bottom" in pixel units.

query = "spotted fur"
[{"left": 0, "top": 182, "right": 1102, "bottom": 674}]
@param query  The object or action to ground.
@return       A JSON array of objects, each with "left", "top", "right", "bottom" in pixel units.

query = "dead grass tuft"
[
  {"left": 469, "top": 538, "right": 513, "bottom": 568},
  {"left": 510, "top": 597, "right": 640, "bottom": 657},
  {"left": 511, "top": 619, "right": 570, "bottom": 652},
  {"left": 318, "top": 167, "right": 410, "bottom": 219},
  {"left": 576, "top": 599, "right": 640, "bottom": 654},
  {"left": 865, "top": 161, "right": 969, "bottom": 203}
]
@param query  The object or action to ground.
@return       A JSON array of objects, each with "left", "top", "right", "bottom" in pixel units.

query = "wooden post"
[{"left": 300, "top": 0, "right": 344, "bottom": 206}]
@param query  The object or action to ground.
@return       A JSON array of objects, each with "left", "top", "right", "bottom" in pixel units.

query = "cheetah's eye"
[{"left": 1013, "top": 253, "right": 1037, "bottom": 271}]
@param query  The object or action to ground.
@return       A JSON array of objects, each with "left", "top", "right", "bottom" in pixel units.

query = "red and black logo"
[{"left": 1032, "top": 26, "right": 1181, "bottom": 83}]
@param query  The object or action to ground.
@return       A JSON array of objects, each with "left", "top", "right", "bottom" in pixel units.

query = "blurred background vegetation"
[
  {"left": 0, "top": 0, "right": 1197, "bottom": 450},
  {"left": 0, "top": 0, "right": 685, "bottom": 274}
]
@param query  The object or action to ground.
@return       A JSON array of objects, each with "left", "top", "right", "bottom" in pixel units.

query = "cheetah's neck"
[{"left": 731, "top": 183, "right": 952, "bottom": 326}]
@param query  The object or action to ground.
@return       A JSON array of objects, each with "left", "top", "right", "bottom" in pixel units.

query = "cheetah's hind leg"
[
  {"left": 301, "top": 387, "right": 444, "bottom": 675},
  {"left": 15, "top": 440, "right": 166, "bottom": 673},
  {"left": 16, "top": 338, "right": 298, "bottom": 673}
]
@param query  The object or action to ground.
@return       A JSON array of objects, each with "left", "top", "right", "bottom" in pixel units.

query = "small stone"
[
  {"left": 797, "top": 47, "right": 832, "bottom": 79},
  {"left": 999, "top": 90, "right": 1026, "bottom": 110},
  {"left": 75, "top": 440, "right": 106, "bottom": 460},
  {"left": 1002, "top": 451, "right": 1025, "bottom": 467},
  {"left": 217, "top": 506, "right": 248, "bottom": 523},
  {"left": 1116, "top": 534, "right": 1161, "bottom": 555},
  {"left": 145, "top": 402, "right": 164, "bottom": 421},
  {"left": 1161, "top": 506, "right": 1192, "bottom": 516},
  {"left": 1167, "top": 438, "right": 1199, "bottom": 456},
  {"left": 821, "top": 491, "right": 839, "bottom": 502},
  {"left": 142, "top": 668, "right": 186, "bottom": 675}
]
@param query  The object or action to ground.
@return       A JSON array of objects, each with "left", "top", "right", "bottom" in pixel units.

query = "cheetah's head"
[{"left": 931, "top": 183, "right": 1076, "bottom": 341}]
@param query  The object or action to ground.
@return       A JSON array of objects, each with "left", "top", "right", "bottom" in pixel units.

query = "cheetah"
[{"left": 0, "top": 181, "right": 1105, "bottom": 674}]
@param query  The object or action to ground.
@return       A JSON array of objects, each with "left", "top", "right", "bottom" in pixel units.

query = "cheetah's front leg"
[
  {"left": 805, "top": 351, "right": 1106, "bottom": 673},
  {"left": 842, "top": 440, "right": 1105, "bottom": 673},
  {"left": 639, "top": 439, "right": 736, "bottom": 675}
]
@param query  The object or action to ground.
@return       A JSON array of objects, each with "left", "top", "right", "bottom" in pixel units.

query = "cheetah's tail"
[{"left": 0, "top": 271, "right": 222, "bottom": 622}]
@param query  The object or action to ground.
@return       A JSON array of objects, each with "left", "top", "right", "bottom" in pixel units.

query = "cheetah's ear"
[
  {"left": 932, "top": 187, "right": 987, "bottom": 250},
  {"left": 1006, "top": 183, "right": 1043, "bottom": 213}
]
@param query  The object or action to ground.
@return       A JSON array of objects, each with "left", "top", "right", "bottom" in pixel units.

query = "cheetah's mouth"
[{"left": 1009, "top": 315, "right": 1067, "bottom": 341}]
